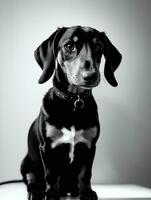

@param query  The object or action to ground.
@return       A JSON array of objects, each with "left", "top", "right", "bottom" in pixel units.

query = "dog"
[{"left": 21, "top": 26, "right": 122, "bottom": 200}]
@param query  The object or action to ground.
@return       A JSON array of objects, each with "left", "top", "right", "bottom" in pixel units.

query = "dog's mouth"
[{"left": 67, "top": 72, "right": 100, "bottom": 90}]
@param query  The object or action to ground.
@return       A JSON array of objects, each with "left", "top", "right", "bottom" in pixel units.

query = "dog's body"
[{"left": 21, "top": 26, "right": 122, "bottom": 200}]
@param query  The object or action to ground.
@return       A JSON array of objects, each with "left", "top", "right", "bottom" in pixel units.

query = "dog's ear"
[
  {"left": 34, "top": 28, "right": 66, "bottom": 84},
  {"left": 100, "top": 32, "right": 122, "bottom": 87}
]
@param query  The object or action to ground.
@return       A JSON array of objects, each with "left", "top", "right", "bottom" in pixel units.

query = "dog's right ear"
[
  {"left": 99, "top": 32, "right": 122, "bottom": 87},
  {"left": 34, "top": 28, "right": 66, "bottom": 84}
]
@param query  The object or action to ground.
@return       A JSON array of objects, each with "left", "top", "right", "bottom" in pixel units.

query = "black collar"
[{"left": 53, "top": 86, "right": 92, "bottom": 110}]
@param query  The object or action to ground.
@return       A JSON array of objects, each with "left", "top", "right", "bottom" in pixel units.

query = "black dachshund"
[{"left": 21, "top": 26, "right": 122, "bottom": 200}]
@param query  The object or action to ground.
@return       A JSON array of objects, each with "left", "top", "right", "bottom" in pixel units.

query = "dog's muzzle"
[
  {"left": 83, "top": 72, "right": 98, "bottom": 84},
  {"left": 82, "top": 71, "right": 100, "bottom": 88}
]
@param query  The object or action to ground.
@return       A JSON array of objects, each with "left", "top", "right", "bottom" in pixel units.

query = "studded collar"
[{"left": 53, "top": 86, "right": 91, "bottom": 110}]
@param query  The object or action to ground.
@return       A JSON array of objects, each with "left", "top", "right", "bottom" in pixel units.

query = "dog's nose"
[
  {"left": 83, "top": 72, "right": 97, "bottom": 84},
  {"left": 84, "top": 60, "right": 91, "bottom": 70}
]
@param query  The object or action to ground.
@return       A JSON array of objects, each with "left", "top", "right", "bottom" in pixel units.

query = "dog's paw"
[
  {"left": 44, "top": 188, "right": 60, "bottom": 200},
  {"left": 27, "top": 191, "right": 44, "bottom": 200},
  {"left": 80, "top": 189, "right": 98, "bottom": 200}
]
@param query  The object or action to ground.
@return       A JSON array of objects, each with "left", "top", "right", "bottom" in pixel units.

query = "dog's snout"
[{"left": 83, "top": 72, "right": 97, "bottom": 84}]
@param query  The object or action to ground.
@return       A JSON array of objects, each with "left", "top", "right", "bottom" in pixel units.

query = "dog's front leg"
[
  {"left": 39, "top": 143, "right": 59, "bottom": 200},
  {"left": 79, "top": 146, "right": 98, "bottom": 200}
]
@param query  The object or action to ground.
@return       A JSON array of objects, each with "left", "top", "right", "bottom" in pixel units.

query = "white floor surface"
[{"left": 0, "top": 183, "right": 151, "bottom": 199}]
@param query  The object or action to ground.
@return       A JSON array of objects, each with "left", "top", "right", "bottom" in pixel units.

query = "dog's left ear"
[
  {"left": 34, "top": 27, "right": 66, "bottom": 84},
  {"left": 100, "top": 32, "right": 122, "bottom": 87}
]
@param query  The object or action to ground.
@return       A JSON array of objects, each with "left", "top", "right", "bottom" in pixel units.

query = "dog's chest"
[{"left": 45, "top": 123, "right": 97, "bottom": 162}]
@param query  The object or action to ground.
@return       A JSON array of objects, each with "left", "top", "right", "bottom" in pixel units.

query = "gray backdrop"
[{"left": 0, "top": 0, "right": 151, "bottom": 187}]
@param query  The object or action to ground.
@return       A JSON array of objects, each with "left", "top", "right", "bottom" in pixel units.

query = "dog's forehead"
[{"left": 59, "top": 26, "right": 99, "bottom": 45}]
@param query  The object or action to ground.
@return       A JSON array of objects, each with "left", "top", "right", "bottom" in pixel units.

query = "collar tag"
[{"left": 74, "top": 95, "right": 84, "bottom": 110}]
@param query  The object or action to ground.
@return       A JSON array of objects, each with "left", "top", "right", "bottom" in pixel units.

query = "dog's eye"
[
  {"left": 95, "top": 43, "right": 104, "bottom": 52},
  {"left": 64, "top": 42, "right": 76, "bottom": 53}
]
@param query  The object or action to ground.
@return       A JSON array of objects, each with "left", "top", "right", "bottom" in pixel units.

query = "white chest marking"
[
  {"left": 51, "top": 126, "right": 76, "bottom": 162},
  {"left": 46, "top": 123, "right": 97, "bottom": 163}
]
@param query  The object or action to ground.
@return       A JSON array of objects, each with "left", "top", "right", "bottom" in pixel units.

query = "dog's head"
[{"left": 35, "top": 26, "right": 122, "bottom": 87}]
